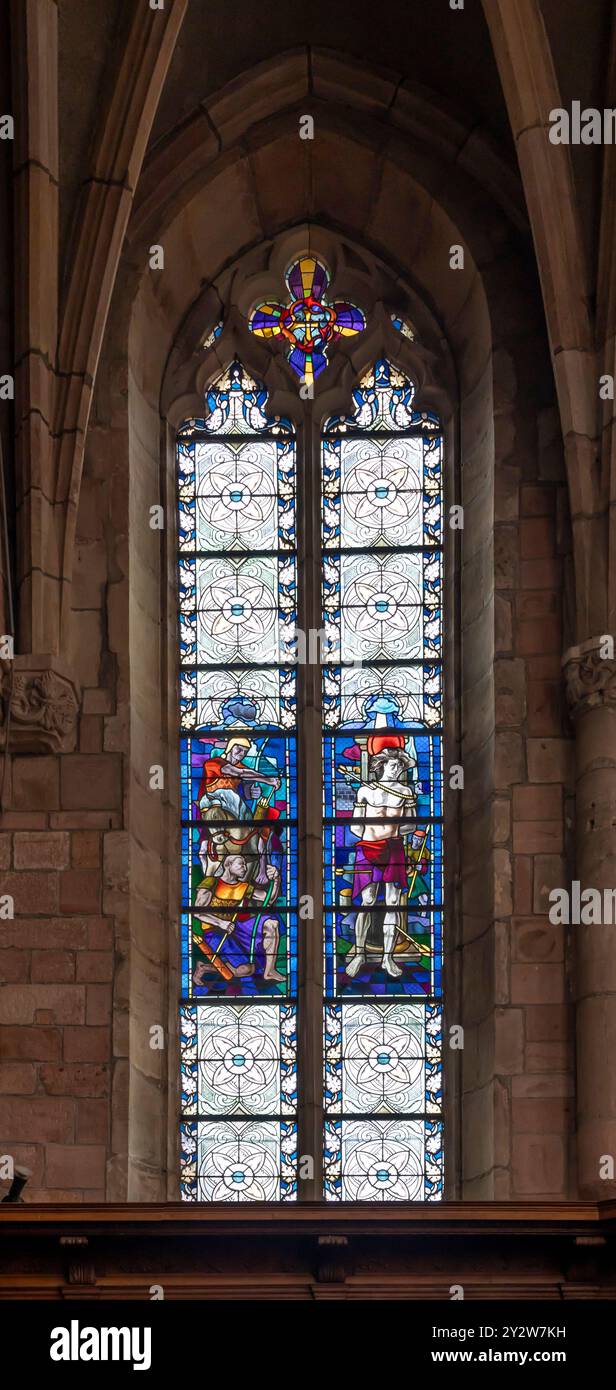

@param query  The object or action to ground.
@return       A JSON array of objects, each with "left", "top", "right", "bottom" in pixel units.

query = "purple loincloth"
[
  {"left": 201, "top": 914, "right": 266, "bottom": 974},
  {"left": 352, "top": 836, "right": 407, "bottom": 899}
]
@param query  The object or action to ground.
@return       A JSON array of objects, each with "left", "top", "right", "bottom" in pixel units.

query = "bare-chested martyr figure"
[{"left": 347, "top": 750, "right": 417, "bottom": 979}]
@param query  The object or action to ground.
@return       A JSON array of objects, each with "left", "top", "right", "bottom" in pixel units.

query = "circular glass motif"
[
  {"left": 342, "top": 1121, "right": 423, "bottom": 1202},
  {"left": 198, "top": 570, "right": 276, "bottom": 656},
  {"left": 198, "top": 1126, "right": 279, "bottom": 1202},
  {"left": 197, "top": 446, "right": 276, "bottom": 542},
  {"left": 343, "top": 561, "right": 421, "bottom": 652},
  {"left": 344, "top": 1015, "right": 423, "bottom": 1112},
  {"left": 342, "top": 442, "right": 421, "bottom": 538},
  {"left": 200, "top": 1016, "right": 279, "bottom": 1114}
]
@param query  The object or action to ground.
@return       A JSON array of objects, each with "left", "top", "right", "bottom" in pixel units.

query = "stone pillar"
[{"left": 563, "top": 637, "right": 616, "bottom": 1197}]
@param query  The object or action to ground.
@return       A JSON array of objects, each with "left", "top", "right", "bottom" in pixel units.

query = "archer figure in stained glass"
[
  {"left": 191, "top": 730, "right": 288, "bottom": 995},
  {"left": 198, "top": 734, "right": 281, "bottom": 824},
  {"left": 249, "top": 255, "right": 365, "bottom": 387}
]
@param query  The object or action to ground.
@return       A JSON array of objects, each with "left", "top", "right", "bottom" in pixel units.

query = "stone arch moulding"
[
  {"left": 71, "top": 43, "right": 533, "bottom": 633},
  {"left": 92, "top": 56, "right": 564, "bottom": 1199}
]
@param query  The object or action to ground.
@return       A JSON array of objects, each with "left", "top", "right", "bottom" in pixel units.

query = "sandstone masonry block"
[
  {"left": 512, "top": 785, "right": 562, "bottom": 820},
  {"left": 512, "top": 1098, "right": 570, "bottom": 1132},
  {"left": 0, "top": 1062, "right": 37, "bottom": 1094},
  {"left": 0, "top": 1097, "right": 74, "bottom": 1143},
  {"left": 520, "top": 557, "right": 561, "bottom": 589},
  {"left": 512, "top": 820, "right": 563, "bottom": 854},
  {"left": 526, "top": 1005, "right": 570, "bottom": 1041},
  {"left": 0, "top": 1026, "right": 62, "bottom": 1059},
  {"left": 13, "top": 832, "right": 70, "bottom": 870},
  {"left": 511, "top": 918, "right": 563, "bottom": 962},
  {"left": 512, "top": 1073, "right": 574, "bottom": 1098},
  {"left": 63, "top": 1026, "right": 110, "bottom": 1062},
  {"left": 79, "top": 715, "right": 103, "bottom": 753},
  {"left": 526, "top": 1040, "right": 571, "bottom": 1072},
  {"left": 86, "top": 919, "right": 113, "bottom": 949},
  {"left": 533, "top": 854, "right": 567, "bottom": 913},
  {"left": 527, "top": 679, "right": 561, "bottom": 735},
  {"left": 511, "top": 964, "right": 565, "bottom": 1005},
  {"left": 520, "top": 485, "right": 554, "bottom": 516},
  {"left": 44, "top": 1143, "right": 106, "bottom": 1188},
  {"left": 516, "top": 616, "right": 561, "bottom": 656},
  {"left": 71, "top": 832, "right": 101, "bottom": 868},
  {"left": 0, "top": 985, "right": 85, "bottom": 1026},
  {"left": 513, "top": 856, "right": 532, "bottom": 912},
  {"left": 85, "top": 985, "right": 112, "bottom": 1025},
  {"left": 0, "top": 949, "right": 30, "bottom": 982},
  {"left": 76, "top": 1098, "right": 108, "bottom": 1144},
  {"left": 527, "top": 655, "right": 561, "bottom": 680},
  {"left": 31, "top": 950, "right": 76, "bottom": 983},
  {"left": 0, "top": 872, "right": 59, "bottom": 915},
  {"left": 494, "top": 1008, "right": 524, "bottom": 1074},
  {"left": 495, "top": 732, "right": 525, "bottom": 789},
  {"left": 1, "top": 919, "right": 88, "bottom": 950},
  {"left": 60, "top": 755, "right": 122, "bottom": 810},
  {"left": 59, "top": 869, "right": 101, "bottom": 914},
  {"left": 11, "top": 757, "right": 59, "bottom": 810},
  {"left": 512, "top": 1133, "right": 566, "bottom": 1194},
  {"left": 520, "top": 517, "right": 555, "bottom": 558},
  {"left": 494, "top": 658, "right": 526, "bottom": 727},
  {"left": 76, "top": 951, "right": 113, "bottom": 983},
  {"left": 39, "top": 1063, "right": 109, "bottom": 1098},
  {"left": 516, "top": 590, "right": 559, "bottom": 620},
  {"left": 527, "top": 738, "right": 573, "bottom": 786}
]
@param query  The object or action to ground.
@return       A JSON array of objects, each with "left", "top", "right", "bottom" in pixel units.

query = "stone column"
[{"left": 563, "top": 638, "right": 616, "bottom": 1197}]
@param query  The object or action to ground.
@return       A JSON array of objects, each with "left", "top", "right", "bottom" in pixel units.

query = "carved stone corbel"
[
  {"left": 0, "top": 656, "right": 81, "bottom": 753},
  {"left": 562, "top": 638, "right": 616, "bottom": 720}
]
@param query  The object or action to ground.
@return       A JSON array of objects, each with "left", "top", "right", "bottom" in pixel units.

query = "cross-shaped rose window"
[{"left": 249, "top": 256, "right": 366, "bottom": 387}]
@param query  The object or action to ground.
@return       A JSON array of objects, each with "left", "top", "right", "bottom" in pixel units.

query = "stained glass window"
[
  {"left": 202, "top": 319, "right": 224, "bottom": 349},
  {"left": 177, "top": 360, "right": 298, "bottom": 1201},
  {"left": 321, "top": 359, "right": 444, "bottom": 1201},
  {"left": 177, "top": 341, "right": 445, "bottom": 1205},
  {"left": 249, "top": 256, "right": 365, "bottom": 386},
  {"left": 390, "top": 312, "right": 415, "bottom": 342}
]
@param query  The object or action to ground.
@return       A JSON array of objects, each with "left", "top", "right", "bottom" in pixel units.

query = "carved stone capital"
[
  {"left": 562, "top": 638, "right": 616, "bottom": 719},
  {"left": 0, "top": 656, "right": 81, "bottom": 753}
]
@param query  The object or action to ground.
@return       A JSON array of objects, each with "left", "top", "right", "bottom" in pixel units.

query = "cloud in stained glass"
[{"left": 249, "top": 255, "right": 366, "bottom": 386}]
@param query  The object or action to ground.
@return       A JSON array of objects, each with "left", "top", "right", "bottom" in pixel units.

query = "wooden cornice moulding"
[
  {"left": 1, "top": 1203, "right": 615, "bottom": 1299},
  {"left": 1, "top": 1199, "right": 615, "bottom": 1236},
  {"left": 1, "top": 1206, "right": 611, "bottom": 1301},
  {"left": 0, "top": 655, "right": 81, "bottom": 753}
]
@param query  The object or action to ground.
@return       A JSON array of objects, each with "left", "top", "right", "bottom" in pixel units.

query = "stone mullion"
[{"left": 296, "top": 401, "right": 324, "bottom": 1199}]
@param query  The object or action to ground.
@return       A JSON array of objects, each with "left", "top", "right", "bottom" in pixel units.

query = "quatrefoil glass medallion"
[{"left": 249, "top": 255, "right": 366, "bottom": 387}]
